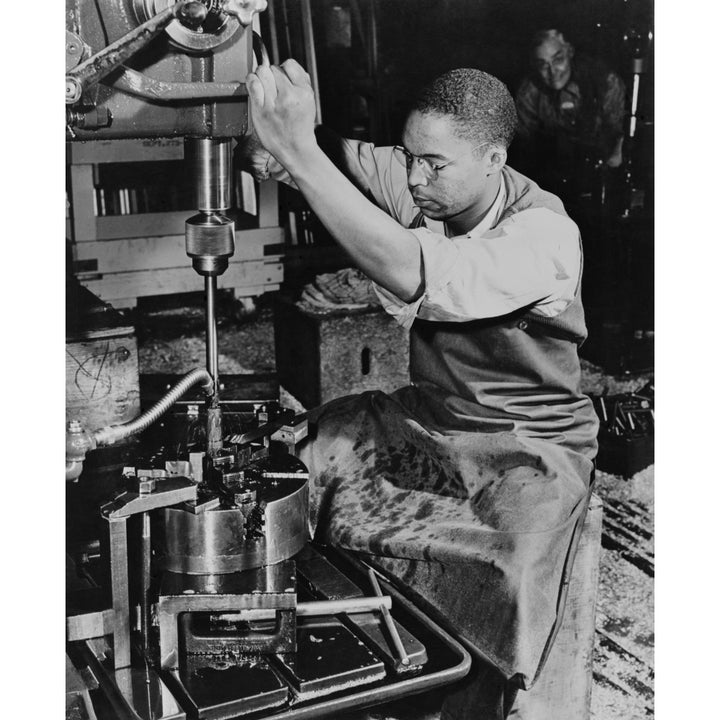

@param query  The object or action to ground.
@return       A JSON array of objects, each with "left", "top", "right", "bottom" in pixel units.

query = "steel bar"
[
  {"left": 67, "top": 609, "right": 115, "bottom": 642},
  {"left": 367, "top": 567, "right": 410, "bottom": 666},
  {"left": 108, "top": 518, "right": 131, "bottom": 669},
  {"left": 112, "top": 67, "right": 246, "bottom": 101},
  {"left": 140, "top": 512, "right": 151, "bottom": 654},
  {"left": 216, "top": 596, "right": 393, "bottom": 623},
  {"left": 205, "top": 275, "right": 219, "bottom": 393}
]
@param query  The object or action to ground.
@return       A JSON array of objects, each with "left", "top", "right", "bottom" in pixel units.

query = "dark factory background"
[{"left": 260, "top": 0, "right": 654, "bottom": 374}]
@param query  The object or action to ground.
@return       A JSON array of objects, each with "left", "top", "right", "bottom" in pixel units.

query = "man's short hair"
[
  {"left": 411, "top": 68, "right": 518, "bottom": 149},
  {"left": 529, "top": 29, "right": 572, "bottom": 55}
]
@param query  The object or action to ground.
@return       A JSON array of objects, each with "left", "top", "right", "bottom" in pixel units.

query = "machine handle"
[
  {"left": 65, "top": 0, "right": 208, "bottom": 104},
  {"left": 103, "top": 30, "right": 269, "bottom": 103}
]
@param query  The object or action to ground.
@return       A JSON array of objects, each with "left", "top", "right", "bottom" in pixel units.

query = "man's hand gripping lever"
[{"left": 244, "top": 59, "right": 319, "bottom": 176}]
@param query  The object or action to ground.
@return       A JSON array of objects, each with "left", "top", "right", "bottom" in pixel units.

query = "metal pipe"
[{"left": 93, "top": 368, "right": 214, "bottom": 447}]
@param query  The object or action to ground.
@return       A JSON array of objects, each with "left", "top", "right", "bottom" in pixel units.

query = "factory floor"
[{"left": 134, "top": 295, "right": 654, "bottom": 720}]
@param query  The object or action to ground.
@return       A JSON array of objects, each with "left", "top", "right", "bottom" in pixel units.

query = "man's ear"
[
  {"left": 566, "top": 43, "right": 575, "bottom": 60},
  {"left": 487, "top": 147, "right": 507, "bottom": 175}
]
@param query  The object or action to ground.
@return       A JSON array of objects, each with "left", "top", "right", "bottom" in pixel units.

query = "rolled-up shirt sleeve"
[{"left": 374, "top": 208, "right": 581, "bottom": 328}]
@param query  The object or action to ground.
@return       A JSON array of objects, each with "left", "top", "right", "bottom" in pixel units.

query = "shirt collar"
[{"left": 466, "top": 176, "right": 506, "bottom": 238}]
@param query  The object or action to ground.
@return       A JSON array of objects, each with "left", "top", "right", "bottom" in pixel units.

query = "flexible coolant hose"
[{"left": 92, "top": 367, "right": 214, "bottom": 447}]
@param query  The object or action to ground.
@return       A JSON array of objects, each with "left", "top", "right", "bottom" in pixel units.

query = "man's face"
[
  {"left": 533, "top": 37, "right": 573, "bottom": 90},
  {"left": 400, "top": 110, "right": 494, "bottom": 225}
]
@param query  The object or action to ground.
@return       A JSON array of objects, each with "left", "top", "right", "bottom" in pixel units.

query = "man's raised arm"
[{"left": 242, "top": 59, "right": 424, "bottom": 302}]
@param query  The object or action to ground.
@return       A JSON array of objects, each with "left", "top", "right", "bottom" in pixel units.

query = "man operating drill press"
[{"left": 239, "top": 59, "right": 598, "bottom": 719}]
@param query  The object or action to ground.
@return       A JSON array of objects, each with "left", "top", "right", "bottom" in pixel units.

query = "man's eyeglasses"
[
  {"left": 534, "top": 50, "right": 569, "bottom": 75},
  {"left": 392, "top": 143, "right": 491, "bottom": 180}
]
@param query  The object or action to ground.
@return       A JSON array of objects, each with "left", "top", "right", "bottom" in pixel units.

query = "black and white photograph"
[{"left": 8, "top": 0, "right": 697, "bottom": 717}]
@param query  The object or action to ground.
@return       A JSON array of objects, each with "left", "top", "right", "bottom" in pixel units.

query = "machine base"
[{"left": 68, "top": 544, "right": 471, "bottom": 720}]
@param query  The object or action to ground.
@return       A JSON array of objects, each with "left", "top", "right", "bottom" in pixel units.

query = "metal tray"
[{"left": 70, "top": 543, "right": 471, "bottom": 720}]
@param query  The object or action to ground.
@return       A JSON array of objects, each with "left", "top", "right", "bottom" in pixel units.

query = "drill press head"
[{"left": 185, "top": 137, "right": 236, "bottom": 276}]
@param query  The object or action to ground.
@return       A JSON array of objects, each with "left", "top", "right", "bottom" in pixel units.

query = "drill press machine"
[{"left": 65, "top": 3, "right": 469, "bottom": 718}]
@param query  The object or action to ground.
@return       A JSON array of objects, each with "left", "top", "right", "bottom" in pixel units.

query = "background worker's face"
[
  {"left": 401, "top": 111, "right": 496, "bottom": 224},
  {"left": 534, "top": 37, "right": 573, "bottom": 90}
]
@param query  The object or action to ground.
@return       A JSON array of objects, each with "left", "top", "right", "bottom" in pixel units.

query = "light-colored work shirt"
[{"left": 342, "top": 144, "right": 582, "bottom": 329}]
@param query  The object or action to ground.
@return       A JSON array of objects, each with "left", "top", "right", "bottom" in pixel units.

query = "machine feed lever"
[
  {"left": 367, "top": 566, "right": 410, "bottom": 666},
  {"left": 65, "top": 1, "right": 208, "bottom": 104}
]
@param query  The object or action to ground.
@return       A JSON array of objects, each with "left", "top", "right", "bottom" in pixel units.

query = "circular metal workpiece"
[
  {"left": 133, "top": 0, "right": 242, "bottom": 52},
  {"left": 161, "top": 473, "right": 309, "bottom": 574}
]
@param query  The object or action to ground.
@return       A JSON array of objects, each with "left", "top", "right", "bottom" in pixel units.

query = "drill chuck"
[{"left": 186, "top": 211, "right": 235, "bottom": 276}]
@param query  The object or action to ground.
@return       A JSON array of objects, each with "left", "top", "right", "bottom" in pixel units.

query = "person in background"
[{"left": 513, "top": 29, "right": 627, "bottom": 203}]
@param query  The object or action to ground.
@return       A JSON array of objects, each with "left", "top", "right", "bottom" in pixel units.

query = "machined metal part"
[
  {"left": 66, "top": 105, "right": 113, "bottom": 131},
  {"left": 185, "top": 138, "right": 236, "bottom": 277},
  {"left": 270, "top": 619, "right": 386, "bottom": 699},
  {"left": 108, "top": 518, "right": 132, "bottom": 669},
  {"left": 140, "top": 512, "right": 152, "bottom": 653},
  {"left": 212, "top": 597, "right": 394, "bottom": 626},
  {"left": 205, "top": 394, "right": 223, "bottom": 454},
  {"left": 161, "top": 473, "right": 308, "bottom": 574},
  {"left": 102, "top": 476, "right": 198, "bottom": 519},
  {"left": 102, "top": 476, "right": 198, "bottom": 669},
  {"left": 66, "top": 0, "right": 254, "bottom": 139},
  {"left": 66, "top": 30, "right": 87, "bottom": 70},
  {"left": 295, "top": 546, "right": 427, "bottom": 674},
  {"left": 158, "top": 561, "right": 297, "bottom": 669},
  {"left": 179, "top": 606, "right": 296, "bottom": 655},
  {"left": 183, "top": 136, "right": 235, "bottom": 419},
  {"left": 70, "top": 539, "right": 471, "bottom": 720},
  {"left": 67, "top": 609, "right": 115, "bottom": 642},
  {"left": 66, "top": 1, "right": 208, "bottom": 104},
  {"left": 185, "top": 212, "right": 236, "bottom": 277},
  {"left": 134, "top": 0, "right": 242, "bottom": 52},
  {"left": 186, "top": 136, "right": 232, "bottom": 212},
  {"left": 168, "top": 655, "right": 288, "bottom": 718}
]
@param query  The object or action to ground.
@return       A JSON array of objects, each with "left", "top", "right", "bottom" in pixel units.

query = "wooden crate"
[
  {"left": 274, "top": 296, "right": 410, "bottom": 410},
  {"left": 66, "top": 283, "right": 140, "bottom": 432}
]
